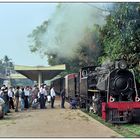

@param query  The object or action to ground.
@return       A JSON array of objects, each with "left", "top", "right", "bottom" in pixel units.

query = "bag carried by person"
[{"left": 47, "top": 95, "right": 51, "bottom": 102}]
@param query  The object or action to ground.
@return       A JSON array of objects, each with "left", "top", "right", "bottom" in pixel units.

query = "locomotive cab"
[{"left": 79, "top": 66, "right": 100, "bottom": 114}]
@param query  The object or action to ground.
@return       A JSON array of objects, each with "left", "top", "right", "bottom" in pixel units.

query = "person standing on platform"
[
  {"left": 1, "top": 85, "right": 9, "bottom": 114},
  {"left": 8, "top": 87, "right": 15, "bottom": 110},
  {"left": 4, "top": 87, "right": 10, "bottom": 113},
  {"left": 32, "top": 85, "right": 39, "bottom": 101},
  {"left": 15, "top": 86, "right": 20, "bottom": 112},
  {"left": 43, "top": 84, "right": 48, "bottom": 106},
  {"left": 24, "top": 86, "right": 29, "bottom": 110},
  {"left": 50, "top": 86, "right": 56, "bottom": 108},
  {"left": 38, "top": 84, "right": 46, "bottom": 109},
  {"left": 20, "top": 88, "right": 25, "bottom": 111},
  {"left": 60, "top": 89, "right": 65, "bottom": 108}
]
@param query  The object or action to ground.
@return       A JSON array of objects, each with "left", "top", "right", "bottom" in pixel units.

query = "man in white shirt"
[
  {"left": 38, "top": 85, "right": 47, "bottom": 109},
  {"left": 24, "top": 87, "right": 30, "bottom": 109},
  {"left": 50, "top": 86, "right": 56, "bottom": 108},
  {"left": 8, "top": 87, "right": 14, "bottom": 109}
]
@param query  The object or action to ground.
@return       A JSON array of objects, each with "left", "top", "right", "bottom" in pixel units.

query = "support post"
[{"left": 38, "top": 71, "right": 42, "bottom": 88}]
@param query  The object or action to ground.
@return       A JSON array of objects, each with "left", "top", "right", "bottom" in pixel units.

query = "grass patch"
[
  {"left": 81, "top": 109, "right": 140, "bottom": 137},
  {"left": 121, "top": 124, "right": 140, "bottom": 137}
]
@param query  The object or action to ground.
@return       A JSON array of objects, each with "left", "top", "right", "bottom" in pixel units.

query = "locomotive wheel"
[{"left": 79, "top": 98, "right": 86, "bottom": 108}]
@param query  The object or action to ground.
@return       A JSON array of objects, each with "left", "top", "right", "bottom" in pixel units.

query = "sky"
[{"left": 0, "top": 3, "right": 57, "bottom": 66}]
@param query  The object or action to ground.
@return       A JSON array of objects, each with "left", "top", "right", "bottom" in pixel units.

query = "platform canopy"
[
  {"left": 10, "top": 73, "right": 28, "bottom": 79},
  {"left": 14, "top": 64, "right": 66, "bottom": 87}
]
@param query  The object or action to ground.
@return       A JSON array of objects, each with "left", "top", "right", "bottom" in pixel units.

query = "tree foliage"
[
  {"left": 28, "top": 21, "right": 49, "bottom": 57},
  {"left": 0, "top": 55, "right": 14, "bottom": 76},
  {"left": 98, "top": 3, "right": 140, "bottom": 81}
]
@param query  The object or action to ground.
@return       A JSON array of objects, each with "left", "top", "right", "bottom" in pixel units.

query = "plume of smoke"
[{"left": 42, "top": 3, "right": 106, "bottom": 59}]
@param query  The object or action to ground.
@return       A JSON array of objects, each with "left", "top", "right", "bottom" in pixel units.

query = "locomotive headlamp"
[
  {"left": 135, "top": 96, "right": 140, "bottom": 102},
  {"left": 110, "top": 96, "right": 115, "bottom": 102},
  {"left": 82, "top": 70, "right": 87, "bottom": 77},
  {"left": 118, "top": 60, "right": 127, "bottom": 69}
]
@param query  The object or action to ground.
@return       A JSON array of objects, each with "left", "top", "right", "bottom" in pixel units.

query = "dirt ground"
[{"left": 0, "top": 98, "right": 122, "bottom": 138}]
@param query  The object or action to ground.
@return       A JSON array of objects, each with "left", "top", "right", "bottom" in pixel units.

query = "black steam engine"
[
  {"left": 51, "top": 59, "right": 140, "bottom": 123},
  {"left": 80, "top": 59, "right": 140, "bottom": 123}
]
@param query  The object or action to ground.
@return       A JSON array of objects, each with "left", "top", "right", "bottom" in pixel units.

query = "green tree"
[
  {"left": 2, "top": 55, "right": 14, "bottom": 76},
  {"left": 98, "top": 2, "right": 140, "bottom": 81},
  {"left": 28, "top": 21, "right": 49, "bottom": 56}
]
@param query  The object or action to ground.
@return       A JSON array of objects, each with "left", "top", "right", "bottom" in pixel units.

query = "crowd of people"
[
  {"left": 0, "top": 84, "right": 68, "bottom": 116},
  {"left": 0, "top": 83, "right": 80, "bottom": 117}
]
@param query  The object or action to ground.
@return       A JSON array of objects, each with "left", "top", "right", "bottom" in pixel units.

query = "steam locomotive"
[{"left": 51, "top": 59, "right": 140, "bottom": 123}]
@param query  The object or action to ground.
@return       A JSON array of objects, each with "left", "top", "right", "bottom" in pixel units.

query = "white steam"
[{"left": 42, "top": 3, "right": 106, "bottom": 58}]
